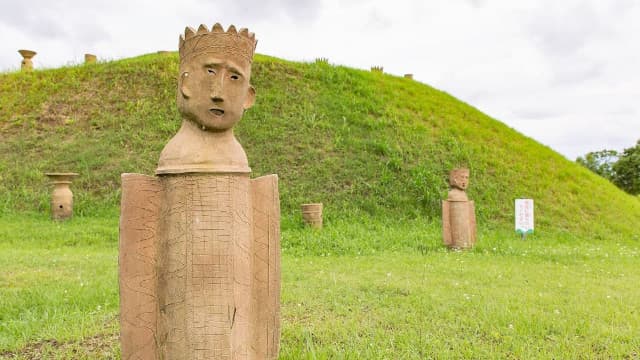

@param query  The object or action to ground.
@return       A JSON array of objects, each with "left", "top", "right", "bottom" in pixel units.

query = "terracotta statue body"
[
  {"left": 442, "top": 168, "right": 476, "bottom": 249},
  {"left": 119, "top": 23, "right": 280, "bottom": 360}
]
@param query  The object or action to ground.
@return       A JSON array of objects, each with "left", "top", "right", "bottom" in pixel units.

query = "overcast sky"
[{"left": 1, "top": 0, "right": 638, "bottom": 160}]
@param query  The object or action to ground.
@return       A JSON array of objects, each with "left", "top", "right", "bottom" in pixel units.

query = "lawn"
[{"left": 1, "top": 214, "right": 638, "bottom": 359}]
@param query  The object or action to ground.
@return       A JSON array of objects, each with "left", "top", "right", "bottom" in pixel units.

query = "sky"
[{"left": 1, "top": 0, "right": 638, "bottom": 160}]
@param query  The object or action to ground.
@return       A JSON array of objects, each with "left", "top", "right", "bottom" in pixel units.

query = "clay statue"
[
  {"left": 45, "top": 172, "right": 78, "bottom": 220},
  {"left": 442, "top": 168, "right": 476, "bottom": 249},
  {"left": 119, "top": 23, "right": 281, "bottom": 360},
  {"left": 18, "top": 49, "right": 36, "bottom": 71},
  {"left": 371, "top": 66, "right": 383, "bottom": 72}
]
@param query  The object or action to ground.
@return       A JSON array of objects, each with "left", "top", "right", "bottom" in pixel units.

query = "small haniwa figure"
[
  {"left": 45, "top": 172, "right": 78, "bottom": 220},
  {"left": 18, "top": 49, "right": 36, "bottom": 71},
  {"left": 119, "top": 23, "right": 280, "bottom": 360},
  {"left": 442, "top": 168, "right": 477, "bottom": 249}
]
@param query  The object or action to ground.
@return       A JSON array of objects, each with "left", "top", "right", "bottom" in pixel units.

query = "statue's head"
[
  {"left": 449, "top": 168, "right": 470, "bottom": 190},
  {"left": 177, "top": 24, "right": 257, "bottom": 131}
]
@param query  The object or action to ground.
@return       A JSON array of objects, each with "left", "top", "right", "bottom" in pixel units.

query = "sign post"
[{"left": 515, "top": 199, "right": 534, "bottom": 239}]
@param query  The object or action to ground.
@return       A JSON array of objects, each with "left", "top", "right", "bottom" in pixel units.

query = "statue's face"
[
  {"left": 451, "top": 172, "right": 469, "bottom": 190},
  {"left": 177, "top": 54, "right": 255, "bottom": 131}
]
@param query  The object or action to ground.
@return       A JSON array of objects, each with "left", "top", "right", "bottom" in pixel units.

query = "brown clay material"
[
  {"left": 404, "top": 74, "right": 413, "bottom": 79},
  {"left": 156, "top": 174, "right": 253, "bottom": 359},
  {"left": 45, "top": 172, "right": 78, "bottom": 220},
  {"left": 84, "top": 54, "right": 97, "bottom": 63},
  {"left": 442, "top": 168, "right": 477, "bottom": 249},
  {"left": 301, "top": 203, "right": 323, "bottom": 228},
  {"left": 119, "top": 173, "right": 161, "bottom": 360},
  {"left": 156, "top": 23, "right": 256, "bottom": 175},
  {"left": 19, "top": 49, "right": 36, "bottom": 71},
  {"left": 250, "top": 175, "right": 281, "bottom": 358},
  {"left": 119, "top": 23, "right": 280, "bottom": 360}
]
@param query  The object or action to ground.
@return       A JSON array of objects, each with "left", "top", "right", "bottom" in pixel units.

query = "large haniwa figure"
[
  {"left": 442, "top": 168, "right": 477, "bottom": 249},
  {"left": 119, "top": 23, "right": 280, "bottom": 360}
]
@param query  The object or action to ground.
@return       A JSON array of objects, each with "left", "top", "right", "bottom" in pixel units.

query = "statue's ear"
[
  {"left": 179, "top": 72, "right": 191, "bottom": 99},
  {"left": 243, "top": 85, "right": 256, "bottom": 110}
]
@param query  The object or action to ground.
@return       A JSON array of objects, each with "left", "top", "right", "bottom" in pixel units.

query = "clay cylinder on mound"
[
  {"left": 84, "top": 54, "right": 97, "bottom": 63},
  {"left": 301, "top": 203, "right": 323, "bottom": 228},
  {"left": 19, "top": 49, "right": 36, "bottom": 71}
]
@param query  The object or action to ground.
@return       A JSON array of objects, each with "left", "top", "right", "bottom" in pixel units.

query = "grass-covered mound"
[{"left": 1, "top": 53, "right": 638, "bottom": 238}]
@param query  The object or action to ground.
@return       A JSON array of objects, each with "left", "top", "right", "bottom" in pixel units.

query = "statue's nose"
[{"left": 210, "top": 76, "right": 225, "bottom": 102}]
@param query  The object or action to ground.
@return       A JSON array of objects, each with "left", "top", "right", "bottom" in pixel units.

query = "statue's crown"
[{"left": 179, "top": 23, "right": 257, "bottom": 67}]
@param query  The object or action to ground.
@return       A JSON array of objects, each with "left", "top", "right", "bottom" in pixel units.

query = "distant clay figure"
[
  {"left": 119, "top": 23, "right": 280, "bottom": 360},
  {"left": 45, "top": 172, "right": 78, "bottom": 220},
  {"left": 442, "top": 168, "right": 477, "bottom": 249},
  {"left": 18, "top": 49, "right": 36, "bottom": 71}
]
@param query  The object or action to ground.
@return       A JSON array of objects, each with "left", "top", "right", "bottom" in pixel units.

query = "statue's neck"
[
  {"left": 447, "top": 188, "right": 469, "bottom": 201},
  {"left": 155, "top": 119, "right": 250, "bottom": 175}
]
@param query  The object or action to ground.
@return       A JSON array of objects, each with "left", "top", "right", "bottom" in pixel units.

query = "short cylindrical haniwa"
[
  {"left": 404, "top": 73, "right": 413, "bottom": 79},
  {"left": 301, "top": 203, "right": 323, "bottom": 228},
  {"left": 45, "top": 172, "right": 79, "bottom": 220},
  {"left": 84, "top": 54, "right": 97, "bottom": 63},
  {"left": 18, "top": 49, "right": 37, "bottom": 71}
]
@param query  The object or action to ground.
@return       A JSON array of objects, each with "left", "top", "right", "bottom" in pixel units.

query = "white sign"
[{"left": 515, "top": 199, "right": 534, "bottom": 234}]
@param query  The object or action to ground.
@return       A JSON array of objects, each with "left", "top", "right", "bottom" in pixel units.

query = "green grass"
[{"left": 1, "top": 214, "right": 639, "bottom": 358}]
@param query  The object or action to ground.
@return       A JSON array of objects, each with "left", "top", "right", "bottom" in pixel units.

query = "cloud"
[
  {"left": 0, "top": 1, "right": 67, "bottom": 39},
  {"left": 525, "top": 3, "right": 602, "bottom": 56},
  {"left": 0, "top": 0, "right": 115, "bottom": 44},
  {"left": 208, "top": 0, "right": 323, "bottom": 24}
]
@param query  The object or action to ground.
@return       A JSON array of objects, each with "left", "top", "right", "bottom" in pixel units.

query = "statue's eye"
[
  {"left": 230, "top": 74, "right": 239, "bottom": 80},
  {"left": 207, "top": 68, "right": 216, "bottom": 75}
]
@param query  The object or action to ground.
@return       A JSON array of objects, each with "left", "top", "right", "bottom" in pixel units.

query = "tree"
[
  {"left": 612, "top": 140, "right": 640, "bottom": 195},
  {"left": 576, "top": 149, "right": 618, "bottom": 180}
]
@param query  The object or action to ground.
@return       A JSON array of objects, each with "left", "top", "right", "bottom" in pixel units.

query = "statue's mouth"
[{"left": 209, "top": 108, "right": 224, "bottom": 116}]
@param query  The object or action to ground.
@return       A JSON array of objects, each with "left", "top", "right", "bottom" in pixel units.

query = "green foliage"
[
  {"left": 612, "top": 140, "right": 640, "bottom": 195},
  {"left": 576, "top": 149, "right": 618, "bottom": 179},
  {"left": 1, "top": 53, "right": 639, "bottom": 238}
]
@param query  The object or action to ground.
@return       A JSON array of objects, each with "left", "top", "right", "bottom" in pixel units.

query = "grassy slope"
[{"left": 1, "top": 53, "right": 639, "bottom": 238}]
